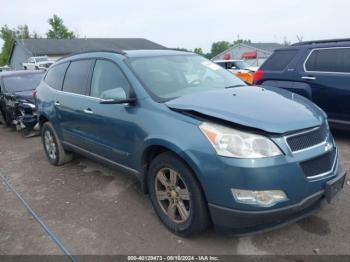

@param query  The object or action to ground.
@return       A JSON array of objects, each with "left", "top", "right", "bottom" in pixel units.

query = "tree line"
[
  {"left": 175, "top": 39, "right": 251, "bottom": 59},
  {"left": 0, "top": 13, "right": 252, "bottom": 66},
  {"left": 0, "top": 15, "right": 75, "bottom": 65}
]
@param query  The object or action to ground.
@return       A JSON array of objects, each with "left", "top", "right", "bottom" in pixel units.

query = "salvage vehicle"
[
  {"left": 254, "top": 38, "right": 350, "bottom": 129},
  {"left": 23, "top": 56, "right": 54, "bottom": 70},
  {"left": 0, "top": 70, "right": 44, "bottom": 136},
  {"left": 214, "top": 59, "right": 255, "bottom": 84},
  {"left": 36, "top": 50, "right": 346, "bottom": 236}
]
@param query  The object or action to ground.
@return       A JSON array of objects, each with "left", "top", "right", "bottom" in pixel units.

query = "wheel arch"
[
  {"left": 140, "top": 139, "right": 205, "bottom": 199},
  {"left": 38, "top": 114, "right": 49, "bottom": 126},
  {"left": 38, "top": 113, "right": 63, "bottom": 140}
]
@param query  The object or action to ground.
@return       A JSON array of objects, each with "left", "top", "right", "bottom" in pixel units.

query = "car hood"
[
  {"left": 12, "top": 90, "right": 35, "bottom": 104},
  {"left": 165, "top": 86, "right": 325, "bottom": 134}
]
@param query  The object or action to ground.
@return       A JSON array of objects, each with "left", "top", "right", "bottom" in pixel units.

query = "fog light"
[{"left": 231, "top": 189, "right": 288, "bottom": 207}]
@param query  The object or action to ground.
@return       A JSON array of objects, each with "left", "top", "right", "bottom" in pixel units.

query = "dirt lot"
[{"left": 0, "top": 126, "right": 350, "bottom": 256}]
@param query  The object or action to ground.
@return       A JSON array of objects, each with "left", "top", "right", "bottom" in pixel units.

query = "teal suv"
[{"left": 36, "top": 50, "right": 346, "bottom": 236}]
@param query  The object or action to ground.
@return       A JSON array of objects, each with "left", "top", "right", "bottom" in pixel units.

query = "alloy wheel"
[
  {"left": 154, "top": 168, "right": 191, "bottom": 223},
  {"left": 44, "top": 130, "right": 57, "bottom": 160}
]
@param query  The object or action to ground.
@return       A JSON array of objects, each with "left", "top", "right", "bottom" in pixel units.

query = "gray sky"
[{"left": 1, "top": 0, "right": 349, "bottom": 52}]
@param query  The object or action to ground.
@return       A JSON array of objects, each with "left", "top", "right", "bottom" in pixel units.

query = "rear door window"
[
  {"left": 305, "top": 48, "right": 350, "bottom": 73},
  {"left": 63, "top": 60, "right": 93, "bottom": 95},
  {"left": 45, "top": 62, "right": 69, "bottom": 90},
  {"left": 261, "top": 50, "right": 298, "bottom": 71}
]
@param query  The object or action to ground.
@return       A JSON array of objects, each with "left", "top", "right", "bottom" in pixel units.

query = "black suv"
[{"left": 254, "top": 39, "right": 350, "bottom": 128}]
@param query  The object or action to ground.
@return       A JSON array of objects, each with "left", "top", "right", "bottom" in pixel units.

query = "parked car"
[
  {"left": 0, "top": 70, "right": 44, "bottom": 136},
  {"left": 0, "top": 65, "right": 12, "bottom": 72},
  {"left": 23, "top": 56, "right": 54, "bottom": 70},
  {"left": 36, "top": 50, "right": 346, "bottom": 236},
  {"left": 214, "top": 59, "right": 255, "bottom": 84},
  {"left": 254, "top": 38, "right": 350, "bottom": 129}
]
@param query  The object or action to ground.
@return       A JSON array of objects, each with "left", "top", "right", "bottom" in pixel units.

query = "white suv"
[{"left": 23, "top": 56, "right": 54, "bottom": 70}]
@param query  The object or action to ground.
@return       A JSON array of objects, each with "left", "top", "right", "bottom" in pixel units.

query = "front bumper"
[
  {"left": 14, "top": 115, "right": 38, "bottom": 130},
  {"left": 209, "top": 171, "right": 346, "bottom": 236}
]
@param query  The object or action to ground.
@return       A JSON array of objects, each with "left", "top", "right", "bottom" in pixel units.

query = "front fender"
[
  {"left": 141, "top": 137, "right": 199, "bottom": 172},
  {"left": 140, "top": 137, "right": 206, "bottom": 193}
]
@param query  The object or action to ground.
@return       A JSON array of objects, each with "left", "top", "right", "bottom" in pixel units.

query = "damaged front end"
[{"left": 3, "top": 93, "right": 40, "bottom": 137}]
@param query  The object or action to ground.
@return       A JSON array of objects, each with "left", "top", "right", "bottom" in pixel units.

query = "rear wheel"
[
  {"left": 41, "top": 122, "right": 73, "bottom": 166},
  {"left": 148, "top": 152, "right": 210, "bottom": 236}
]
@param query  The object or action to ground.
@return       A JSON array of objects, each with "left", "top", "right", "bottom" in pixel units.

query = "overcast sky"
[{"left": 1, "top": 0, "right": 349, "bottom": 52}]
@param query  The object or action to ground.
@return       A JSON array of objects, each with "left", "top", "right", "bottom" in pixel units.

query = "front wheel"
[
  {"left": 41, "top": 122, "right": 73, "bottom": 166},
  {"left": 148, "top": 152, "right": 210, "bottom": 237},
  {"left": 0, "top": 110, "right": 11, "bottom": 128}
]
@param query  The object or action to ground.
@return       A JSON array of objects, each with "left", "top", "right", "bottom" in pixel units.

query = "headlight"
[
  {"left": 21, "top": 102, "right": 36, "bottom": 109},
  {"left": 231, "top": 189, "right": 288, "bottom": 207},
  {"left": 199, "top": 122, "right": 282, "bottom": 158}
]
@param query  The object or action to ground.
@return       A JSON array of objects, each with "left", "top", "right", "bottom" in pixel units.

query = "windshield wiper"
[{"left": 225, "top": 84, "right": 246, "bottom": 89}]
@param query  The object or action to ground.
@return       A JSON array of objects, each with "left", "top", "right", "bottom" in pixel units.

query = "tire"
[
  {"left": 148, "top": 152, "right": 210, "bottom": 237},
  {"left": 0, "top": 110, "right": 11, "bottom": 128},
  {"left": 23, "top": 66, "right": 27, "bottom": 70},
  {"left": 41, "top": 122, "right": 73, "bottom": 166},
  {"left": 35, "top": 66, "right": 39, "bottom": 70}
]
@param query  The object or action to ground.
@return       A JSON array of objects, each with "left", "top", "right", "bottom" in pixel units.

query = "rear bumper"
[{"left": 209, "top": 171, "right": 346, "bottom": 236}]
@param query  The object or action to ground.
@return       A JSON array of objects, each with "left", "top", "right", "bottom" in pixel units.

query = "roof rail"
[
  {"left": 57, "top": 49, "right": 127, "bottom": 62},
  {"left": 292, "top": 38, "right": 350, "bottom": 46}
]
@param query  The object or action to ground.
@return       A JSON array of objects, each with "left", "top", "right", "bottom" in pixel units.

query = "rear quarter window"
[
  {"left": 261, "top": 49, "right": 298, "bottom": 71},
  {"left": 45, "top": 62, "right": 69, "bottom": 90},
  {"left": 305, "top": 48, "right": 350, "bottom": 73}
]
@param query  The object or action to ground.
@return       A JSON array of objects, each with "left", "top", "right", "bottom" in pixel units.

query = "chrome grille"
[
  {"left": 286, "top": 124, "right": 328, "bottom": 152},
  {"left": 300, "top": 149, "right": 337, "bottom": 178}
]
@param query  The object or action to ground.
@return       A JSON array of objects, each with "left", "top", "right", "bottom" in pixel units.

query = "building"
[
  {"left": 211, "top": 42, "right": 284, "bottom": 67},
  {"left": 9, "top": 38, "right": 167, "bottom": 70}
]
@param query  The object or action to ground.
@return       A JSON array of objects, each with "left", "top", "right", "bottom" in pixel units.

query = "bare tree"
[
  {"left": 283, "top": 36, "right": 291, "bottom": 46},
  {"left": 296, "top": 35, "right": 304, "bottom": 42}
]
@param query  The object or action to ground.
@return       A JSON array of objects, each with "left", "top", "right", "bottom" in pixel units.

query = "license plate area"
[{"left": 325, "top": 173, "right": 346, "bottom": 203}]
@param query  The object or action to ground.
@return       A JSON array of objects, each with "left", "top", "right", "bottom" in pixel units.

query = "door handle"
[
  {"left": 83, "top": 108, "right": 94, "bottom": 114},
  {"left": 54, "top": 101, "right": 60, "bottom": 106},
  {"left": 301, "top": 76, "right": 316, "bottom": 80}
]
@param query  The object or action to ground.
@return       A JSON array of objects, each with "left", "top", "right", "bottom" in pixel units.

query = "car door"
[
  {"left": 57, "top": 59, "right": 95, "bottom": 147},
  {"left": 300, "top": 47, "right": 350, "bottom": 122},
  {"left": 77, "top": 59, "right": 137, "bottom": 166}
]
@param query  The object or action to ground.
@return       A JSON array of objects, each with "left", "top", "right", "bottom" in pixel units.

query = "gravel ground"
[{"left": 0, "top": 126, "right": 349, "bottom": 256}]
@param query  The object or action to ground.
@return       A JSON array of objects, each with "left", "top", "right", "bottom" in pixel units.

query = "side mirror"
[{"left": 99, "top": 87, "right": 136, "bottom": 104}]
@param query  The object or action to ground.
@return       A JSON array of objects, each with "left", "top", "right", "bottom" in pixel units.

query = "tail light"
[
  {"left": 253, "top": 69, "right": 264, "bottom": 83},
  {"left": 32, "top": 90, "right": 37, "bottom": 98}
]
